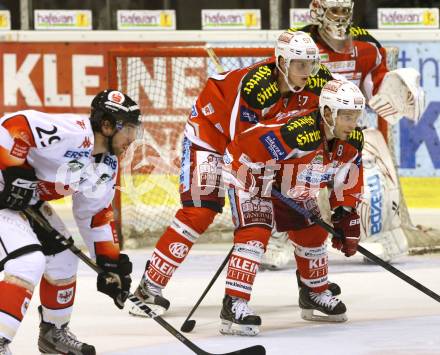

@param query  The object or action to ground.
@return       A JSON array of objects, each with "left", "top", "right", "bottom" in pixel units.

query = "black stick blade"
[
  {"left": 223, "top": 345, "right": 266, "bottom": 355},
  {"left": 180, "top": 319, "right": 196, "bottom": 333}
]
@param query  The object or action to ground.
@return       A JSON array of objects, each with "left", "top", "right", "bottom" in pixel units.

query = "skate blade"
[
  {"left": 219, "top": 319, "right": 260, "bottom": 336},
  {"left": 301, "top": 309, "right": 348, "bottom": 323},
  {"left": 128, "top": 303, "right": 165, "bottom": 318}
]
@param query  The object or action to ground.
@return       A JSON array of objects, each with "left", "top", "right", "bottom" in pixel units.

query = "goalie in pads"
[{"left": 262, "top": 0, "right": 425, "bottom": 270}]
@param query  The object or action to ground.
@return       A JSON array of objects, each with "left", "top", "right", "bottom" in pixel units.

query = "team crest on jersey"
[
  {"left": 57, "top": 287, "right": 74, "bottom": 304},
  {"left": 260, "top": 131, "right": 287, "bottom": 160},
  {"left": 241, "top": 64, "right": 280, "bottom": 110},
  {"left": 108, "top": 91, "right": 125, "bottom": 104},
  {"left": 21, "top": 297, "right": 30, "bottom": 317},
  {"left": 240, "top": 106, "right": 259, "bottom": 124}
]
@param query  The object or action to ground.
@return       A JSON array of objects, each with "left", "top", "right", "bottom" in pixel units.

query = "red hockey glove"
[{"left": 331, "top": 207, "right": 361, "bottom": 257}]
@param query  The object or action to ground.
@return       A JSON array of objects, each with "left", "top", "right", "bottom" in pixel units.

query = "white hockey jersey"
[{"left": 0, "top": 110, "right": 118, "bottom": 251}]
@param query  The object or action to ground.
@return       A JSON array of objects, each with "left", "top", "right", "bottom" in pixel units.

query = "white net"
[{"left": 111, "top": 47, "right": 273, "bottom": 247}]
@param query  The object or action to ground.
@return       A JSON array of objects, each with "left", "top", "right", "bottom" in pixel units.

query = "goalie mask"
[
  {"left": 275, "top": 31, "right": 321, "bottom": 93},
  {"left": 310, "top": 0, "right": 354, "bottom": 53},
  {"left": 319, "top": 80, "right": 365, "bottom": 137}
]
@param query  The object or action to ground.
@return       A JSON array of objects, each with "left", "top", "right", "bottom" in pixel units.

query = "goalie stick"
[
  {"left": 271, "top": 188, "right": 440, "bottom": 304},
  {"left": 23, "top": 207, "right": 266, "bottom": 355}
]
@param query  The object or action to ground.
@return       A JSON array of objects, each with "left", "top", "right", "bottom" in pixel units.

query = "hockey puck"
[{"left": 180, "top": 319, "right": 196, "bottom": 333}]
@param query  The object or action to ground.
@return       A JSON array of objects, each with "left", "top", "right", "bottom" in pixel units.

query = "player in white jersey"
[{"left": 0, "top": 90, "right": 140, "bottom": 355}]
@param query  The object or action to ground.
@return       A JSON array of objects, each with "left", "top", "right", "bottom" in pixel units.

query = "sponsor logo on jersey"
[
  {"left": 305, "top": 65, "right": 333, "bottom": 92},
  {"left": 190, "top": 104, "right": 198, "bottom": 118},
  {"left": 241, "top": 64, "right": 280, "bottom": 109},
  {"left": 201, "top": 103, "right": 215, "bottom": 116},
  {"left": 64, "top": 149, "right": 92, "bottom": 159},
  {"left": 103, "top": 155, "right": 117, "bottom": 170},
  {"left": 296, "top": 129, "right": 321, "bottom": 148},
  {"left": 67, "top": 160, "right": 84, "bottom": 172},
  {"left": 78, "top": 136, "right": 92, "bottom": 148},
  {"left": 57, "top": 287, "right": 74, "bottom": 304},
  {"left": 240, "top": 106, "right": 259, "bottom": 124},
  {"left": 76, "top": 120, "right": 86, "bottom": 129},
  {"left": 223, "top": 151, "right": 232, "bottom": 165},
  {"left": 169, "top": 242, "right": 190, "bottom": 259},
  {"left": 260, "top": 131, "right": 286, "bottom": 160},
  {"left": 240, "top": 195, "right": 273, "bottom": 227},
  {"left": 325, "top": 60, "right": 356, "bottom": 73},
  {"left": 367, "top": 174, "right": 383, "bottom": 234},
  {"left": 10, "top": 137, "right": 29, "bottom": 159}
]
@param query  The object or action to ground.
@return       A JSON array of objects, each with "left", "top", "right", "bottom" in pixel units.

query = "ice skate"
[
  {"left": 299, "top": 287, "right": 347, "bottom": 322},
  {"left": 129, "top": 268, "right": 170, "bottom": 317},
  {"left": 0, "top": 337, "right": 11, "bottom": 355},
  {"left": 295, "top": 270, "right": 341, "bottom": 296},
  {"left": 38, "top": 306, "right": 96, "bottom": 355},
  {"left": 219, "top": 295, "right": 261, "bottom": 336},
  {"left": 261, "top": 232, "right": 294, "bottom": 270}
]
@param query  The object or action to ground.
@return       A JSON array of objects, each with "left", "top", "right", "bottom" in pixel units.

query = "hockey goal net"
[
  {"left": 108, "top": 46, "right": 273, "bottom": 247},
  {"left": 109, "top": 45, "right": 440, "bottom": 254}
]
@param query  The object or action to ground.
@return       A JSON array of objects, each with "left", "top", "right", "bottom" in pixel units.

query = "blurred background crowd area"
[{"left": 1, "top": 0, "right": 439, "bottom": 30}]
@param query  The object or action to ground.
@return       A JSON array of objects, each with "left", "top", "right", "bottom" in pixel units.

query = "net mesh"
[{"left": 110, "top": 47, "right": 273, "bottom": 247}]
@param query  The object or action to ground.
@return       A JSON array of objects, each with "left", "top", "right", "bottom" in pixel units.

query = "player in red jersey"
[
  {"left": 129, "top": 31, "right": 334, "bottom": 317},
  {"left": 219, "top": 79, "right": 366, "bottom": 335}
]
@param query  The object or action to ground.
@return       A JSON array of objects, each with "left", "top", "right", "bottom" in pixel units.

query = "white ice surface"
[{"left": 9, "top": 242, "right": 440, "bottom": 355}]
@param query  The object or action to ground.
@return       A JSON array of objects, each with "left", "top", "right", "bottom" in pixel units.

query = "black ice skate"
[
  {"left": 0, "top": 337, "right": 11, "bottom": 355},
  {"left": 129, "top": 262, "right": 170, "bottom": 317},
  {"left": 38, "top": 306, "right": 96, "bottom": 355},
  {"left": 219, "top": 295, "right": 261, "bottom": 336},
  {"left": 296, "top": 270, "right": 341, "bottom": 296},
  {"left": 299, "top": 287, "right": 347, "bottom": 322}
]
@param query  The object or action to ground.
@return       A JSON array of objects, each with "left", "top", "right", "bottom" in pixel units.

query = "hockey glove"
[
  {"left": 0, "top": 167, "right": 38, "bottom": 211},
  {"left": 96, "top": 253, "right": 132, "bottom": 309},
  {"left": 331, "top": 206, "right": 361, "bottom": 257}
]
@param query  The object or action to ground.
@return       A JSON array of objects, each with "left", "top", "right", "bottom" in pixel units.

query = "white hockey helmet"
[
  {"left": 310, "top": 0, "right": 354, "bottom": 52},
  {"left": 319, "top": 79, "right": 365, "bottom": 128},
  {"left": 275, "top": 31, "right": 321, "bottom": 92}
]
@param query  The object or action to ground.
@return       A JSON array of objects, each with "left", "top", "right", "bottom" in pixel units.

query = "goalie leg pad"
[{"left": 146, "top": 207, "right": 216, "bottom": 288}]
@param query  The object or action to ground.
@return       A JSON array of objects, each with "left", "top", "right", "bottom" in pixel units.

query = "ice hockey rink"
[{"left": 8, "top": 208, "right": 440, "bottom": 355}]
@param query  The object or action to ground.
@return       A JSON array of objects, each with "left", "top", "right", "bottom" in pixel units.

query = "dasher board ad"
[
  {"left": 117, "top": 10, "right": 176, "bottom": 30},
  {"left": 378, "top": 8, "right": 439, "bottom": 29},
  {"left": 201, "top": 9, "right": 261, "bottom": 30},
  {"left": 34, "top": 10, "right": 93, "bottom": 30},
  {"left": 289, "top": 8, "right": 312, "bottom": 28}
]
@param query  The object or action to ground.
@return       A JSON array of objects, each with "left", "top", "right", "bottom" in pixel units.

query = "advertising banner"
[
  {"left": 289, "top": 8, "right": 312, "bottom": 28},
  {"left": 0, "top": 38, "right": 438, "bottom": 178},
  {"left": 378, "top": 8, "right": 439, "bottom": 29},
  {"left": 34, "top": 10, "right": 93, "bottom": 30},
  {"left": 201, "top": 9, "right": 261, "bottom": 30},
  {"left": 0, "top": 10, "right": 10, "bottom": 30},
  {"left": 117, "top": 10, "right": 176, "bottom": 30}
]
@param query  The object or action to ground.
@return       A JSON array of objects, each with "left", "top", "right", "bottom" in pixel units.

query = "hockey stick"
[
  {"left": 23, "top": 207, "right": 266, "bottom": 355},
  {"left": 271, "top": 188, "right": 440, "bottom": 304},
  {"left": 181, "top": 247, "right": 234, "bottom": 333}
]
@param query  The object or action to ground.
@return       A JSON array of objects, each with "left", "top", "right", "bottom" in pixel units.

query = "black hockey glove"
[
  {"left": 0, "top": 167, "right": 38, "bottom": 211},
  {"left": 96, "top": 253, "right": 132, "bottom": 309}
]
